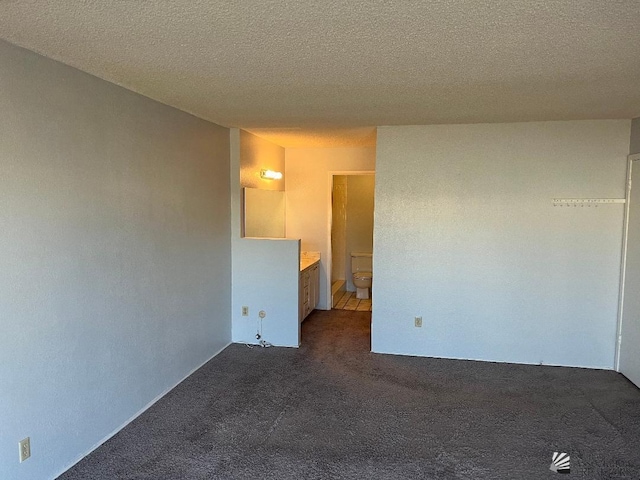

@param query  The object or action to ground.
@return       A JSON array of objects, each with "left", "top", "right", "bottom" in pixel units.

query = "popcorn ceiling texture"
[
  {"left": 0, "top": 1, "right": 639, "bottom": 145},
  {"left": 246, "top": 127, "right": 377, "bottom": 148}
]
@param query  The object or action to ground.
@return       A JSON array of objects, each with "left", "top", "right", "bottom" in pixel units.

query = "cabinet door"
[
  {"left": 316, "top": 266, "right": 320, "bottom": 307},
  {"left": 308, "top": 268, "right": 315, "bottom": 311},
  {"left": 299, "top": 273, "right": 305, "bottom": 323},
  {"left": 311, "top": 265, "right": 320, "bottom": 309},
  {"left": 304, "top": 285, "right": 311, "bottom": 314},
  {"left": 300, "top": 271, "right": 311, "bottom": 322}
]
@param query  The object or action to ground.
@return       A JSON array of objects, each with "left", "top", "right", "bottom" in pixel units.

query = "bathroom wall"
[
  {"left": 373, "top": 120, "right": 630, "bottom": 369},
  {"left": 240, "top": 131, "right": 286, "bottom": 238},
  {"left": 240, "top": 130, "right": 285, "bottom": 191},
  {"left": 331, "top": 176, "right": 348, "bottom": 283},
  {"left": 345, "top": 175, "right": 376, "bottom": 291},
  {"left": 0, "top": 40, "right": 231, "bottom": 480},
  {"left": 286, "top": 147, "right": 376, "bottom": 309}
]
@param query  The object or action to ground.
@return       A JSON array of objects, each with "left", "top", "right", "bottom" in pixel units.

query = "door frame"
[
  {"left": 326, "top": 171, "right": 375, "bottom": 310},
  {"left": 615, "top": 153, "right": 640, "bottom": 371}
]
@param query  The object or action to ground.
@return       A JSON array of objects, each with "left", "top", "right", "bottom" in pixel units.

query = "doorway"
[
  {"left": 328, "top": 173, "right": 375, "bottom": 312},
  {"left": 618, "top": 153, "right": 640, "bottom": 387}
]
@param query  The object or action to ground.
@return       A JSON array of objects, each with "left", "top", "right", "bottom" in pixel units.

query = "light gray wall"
[
  {"left": 631, "top": 117, "right": 640, "bottom": 154},
  {"left": 0, "top": 40, "right": 231, "bottom": 480},
  {"left": 373, "top": 120, "right": 630, "bottom": 369}
]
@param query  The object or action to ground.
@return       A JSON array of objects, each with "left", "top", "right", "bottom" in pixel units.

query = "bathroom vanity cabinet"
[{"left": 299, "top": 254, "right": 320, "bottom": 323}]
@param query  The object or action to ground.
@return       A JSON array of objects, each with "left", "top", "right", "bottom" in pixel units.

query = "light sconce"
[{"left": 260, "top": 169, "right": 283, "bottom": 180}]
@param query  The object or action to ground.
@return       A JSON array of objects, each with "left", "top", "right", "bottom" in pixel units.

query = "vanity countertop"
[{"left": 300, "top": 251, "right": 321, "bottom": 272}]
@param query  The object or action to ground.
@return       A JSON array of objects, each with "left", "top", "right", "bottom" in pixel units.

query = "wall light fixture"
[{"left": 260, "top": 169, "right": 283, "bottom": 180}]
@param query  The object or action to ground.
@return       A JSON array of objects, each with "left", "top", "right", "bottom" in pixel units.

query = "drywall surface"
[
  {"left": 239, "top": 131, "right": 286, "bottom": 237},
  {"left": 286, "top": 147, "right": 376, "bottom": 310},
  {"left": 631, "top": 117, "right": 640, "bottom": 154},
  {"left": 240, "top": 130, "right": 285, "bottom": 191},
  {"left": 231, "top": 130, "right": 301, "bottom": 347},
  {"left": 345, "top": 175, "right": 375, "bottom": 291},
  {"left": 230, "top": 237, "right": 301, "bottom": 346},
  {"left": 373, "top": 120, "right": 630, "bottom": 369},
  {"left": 0, "top": 40, "right": 231, "bottom": 480}
]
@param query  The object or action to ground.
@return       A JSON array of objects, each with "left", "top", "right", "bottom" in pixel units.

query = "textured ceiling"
[
  {"left": 246, "top": 127, "right": 377, "bottom": 148},
  {"left": 1, "top": 1, "right": 639, "bottom": 146}
]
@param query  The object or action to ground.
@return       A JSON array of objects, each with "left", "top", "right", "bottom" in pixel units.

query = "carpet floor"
[{"left": 59, "top": 309, "right": 640, "bottom": 479}]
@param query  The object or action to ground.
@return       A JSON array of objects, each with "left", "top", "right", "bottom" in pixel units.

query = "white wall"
[
  {"left": 373, "top": 120, "right": 630, "bottom": 369},
  {"left": 0, "top": 40, "right": 231, "bottom": 480},
  {"left": 345, "top": 175, "right": 375, "bottom": 291},
  {"left": 231, "top": 130, "right": 300, "bottom": 347},
  {"left": 286, "top": 147, "right": 376, "bottom": 309},
  {"left": 618, "top": 154, "right": 640, "bottom": 387},
  {"left": 230, "top": 236, "right": 301, "bottom": 346},
  {"left": 618, "top": 121, "right": 640, "bottom": 386}
]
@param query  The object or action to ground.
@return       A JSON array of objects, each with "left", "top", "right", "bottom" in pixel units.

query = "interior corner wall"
[
  {"left": 372, "top": 120, "right": 630, "bottom": 369},
  {"left": 0, "top": 40, "right": 232, "bottom": 480},
  {"left": 240, "top": 130, "right": 285, "bottom": 191},
  {"left": 631, "top": 117, "right": 640, "bottom": 154},
  {"left": 285, "top": 147, "right": 376, "bottom": 310}
]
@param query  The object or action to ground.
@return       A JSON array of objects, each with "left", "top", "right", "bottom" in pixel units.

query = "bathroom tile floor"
[{"left": 333, "top": 291, "right": 372, "bottom": 311}]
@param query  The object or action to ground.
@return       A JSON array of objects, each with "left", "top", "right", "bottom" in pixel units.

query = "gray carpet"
[{"left": 59, "top": 309, "right": 640, "bottom": 479}]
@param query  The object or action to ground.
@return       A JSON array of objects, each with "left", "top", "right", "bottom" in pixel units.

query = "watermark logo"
[{"left": 550, "top": 452, "right": 570, "bottom": 474}]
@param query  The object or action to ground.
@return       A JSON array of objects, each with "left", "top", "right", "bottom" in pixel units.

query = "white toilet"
[{"left": 351, "top": 252, "right": 373, "bottom": 299}]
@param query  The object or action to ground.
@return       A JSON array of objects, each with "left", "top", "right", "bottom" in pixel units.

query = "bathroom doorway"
[{"left": 328, "top": 173, "right": 375, "bottom": 311}]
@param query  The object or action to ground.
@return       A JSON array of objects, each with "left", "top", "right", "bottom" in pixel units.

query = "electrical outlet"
[
  {"left": 414, "top": 316, "right": 423, "bottom": 328},
  {"left": 259, "top": 310, "right": 266, "bottom": 319},
  {"left": 19, "top": 437, "right": 30, "bottom": 462},
  {"left": 242, "top": 306, "right": 249, "bottom": 316}
]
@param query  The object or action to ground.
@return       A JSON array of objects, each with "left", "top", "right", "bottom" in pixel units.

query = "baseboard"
[
  {"left": 53, "top": 340, "right": 232, "bottom": 479},
  {"left": 370, "top": 348, "right": 614, "bottom": 370},
  {"left": 331, "top": 279, "right": 345, "bottom": 294}
]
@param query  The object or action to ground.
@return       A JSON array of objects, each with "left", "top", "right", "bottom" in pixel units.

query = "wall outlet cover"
[
  {"left": 242, "top": 306, "right": 249, "bottom": 316},
  {"left": 414, "top": 316, "right": 423, "bottom": 328},
  {"left": 19, "top": 437, "right": 30, "bottom": 462}
]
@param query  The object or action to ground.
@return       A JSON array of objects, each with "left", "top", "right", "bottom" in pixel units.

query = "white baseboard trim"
[
  {"left": 370, "top": 348, "right": 614, "bottom": 370},
  {"left": 53, "top": 340, "right": 232, "bottom": 479}
]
